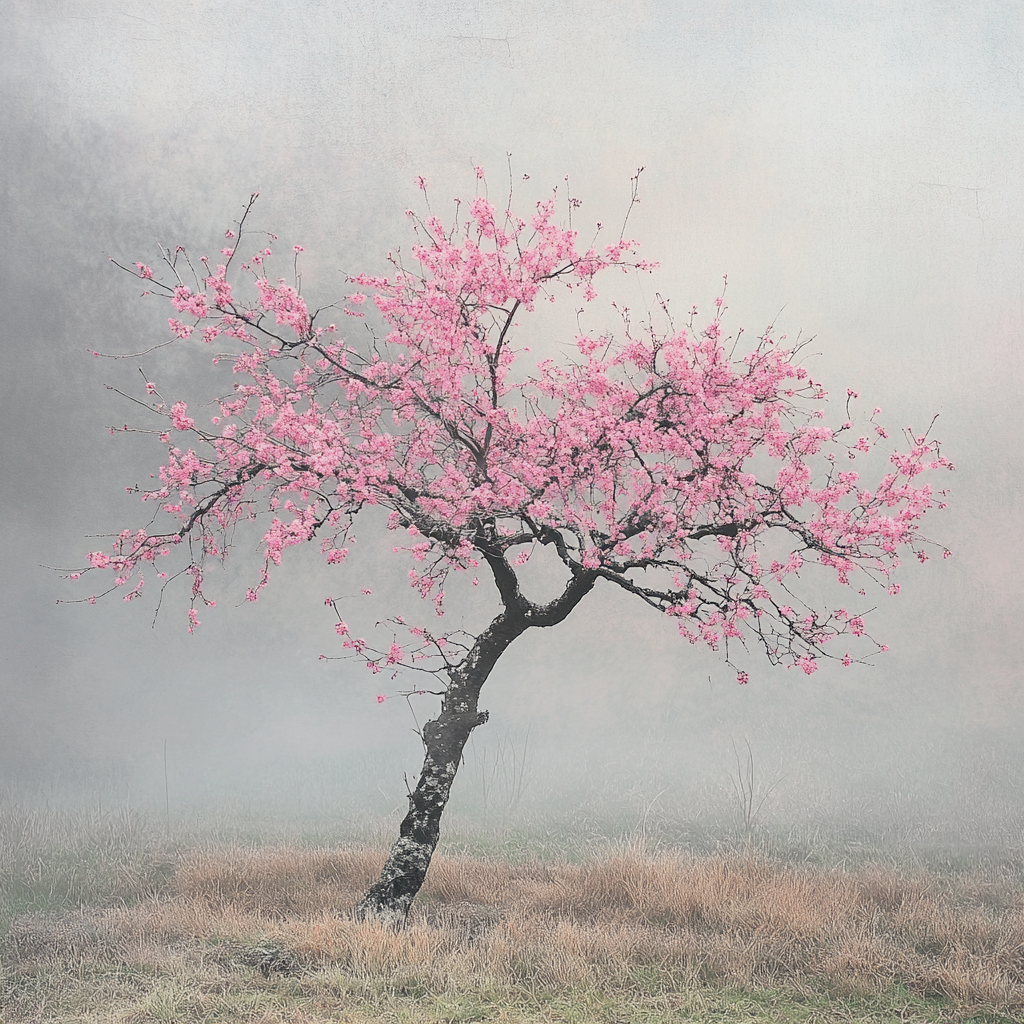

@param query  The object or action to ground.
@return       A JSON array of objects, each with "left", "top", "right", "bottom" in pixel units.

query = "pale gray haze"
[{"left": 2, "top": 1, "right": 1022, "bottom": 849}]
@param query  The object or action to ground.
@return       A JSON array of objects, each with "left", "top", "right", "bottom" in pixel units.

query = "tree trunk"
[
  {"left": 352, "top": 611, "right": 526, "bottom": 928},
  {"left": 353, "top": 562, "right": 597, "bottom": 927}
]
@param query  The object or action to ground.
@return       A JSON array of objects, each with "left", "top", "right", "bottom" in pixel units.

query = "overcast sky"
[{"left": 2, "top": 2, "right": 1022, "bottom": 832}]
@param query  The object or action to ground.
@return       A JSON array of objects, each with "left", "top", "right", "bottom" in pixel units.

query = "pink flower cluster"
[{"left": 85, "top": 175, "right": 949, "bottom": 673}]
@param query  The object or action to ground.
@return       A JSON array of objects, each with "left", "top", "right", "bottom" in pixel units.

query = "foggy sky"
[{"left": 2, "top": 2, "right": 1022, "bottom": 829}]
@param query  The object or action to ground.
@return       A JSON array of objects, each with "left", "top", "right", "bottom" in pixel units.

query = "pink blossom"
[
  {"left": 170, "top": 402, "right": 195, "bottom": 431},
  {"left": 89, "top": 177, "right": 948, "bottom": 682},
  {"left": 167, "top": 318, "right": 193, "bottom": 339}
]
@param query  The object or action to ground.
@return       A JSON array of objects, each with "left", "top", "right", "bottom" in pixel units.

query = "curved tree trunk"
[
  {"left": 354, "top": 561, "right": 596, "bottom": 927},
  {"left": 353, "top": 611, "right": 526, "bottom": 928}
]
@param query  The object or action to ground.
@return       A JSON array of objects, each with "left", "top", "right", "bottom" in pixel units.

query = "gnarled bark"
[{"left": 351, "top": 706, "right": 490, "bottom": 927}]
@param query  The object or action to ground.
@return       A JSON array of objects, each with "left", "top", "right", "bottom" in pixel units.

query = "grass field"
[{"left": 2, "top": 793, "right": 1023, "bottom": 1023}]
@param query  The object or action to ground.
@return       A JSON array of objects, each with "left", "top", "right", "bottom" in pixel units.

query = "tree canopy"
[{"left": 80, "top": 175, "right": 950, "bottom": 685}]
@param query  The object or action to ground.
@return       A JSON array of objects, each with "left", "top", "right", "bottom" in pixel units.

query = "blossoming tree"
[{"left": 77, "top": 173, "right": 950, "bottom": 926}]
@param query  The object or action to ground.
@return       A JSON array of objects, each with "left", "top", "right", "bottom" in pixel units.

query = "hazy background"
[{"left": 2, "top": 1, "right": 1022, "bottom": 852}]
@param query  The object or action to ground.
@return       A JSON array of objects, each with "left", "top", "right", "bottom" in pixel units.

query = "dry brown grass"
[{"left": 4, "top": 845, "right": 1024, "bottom": 1021}]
